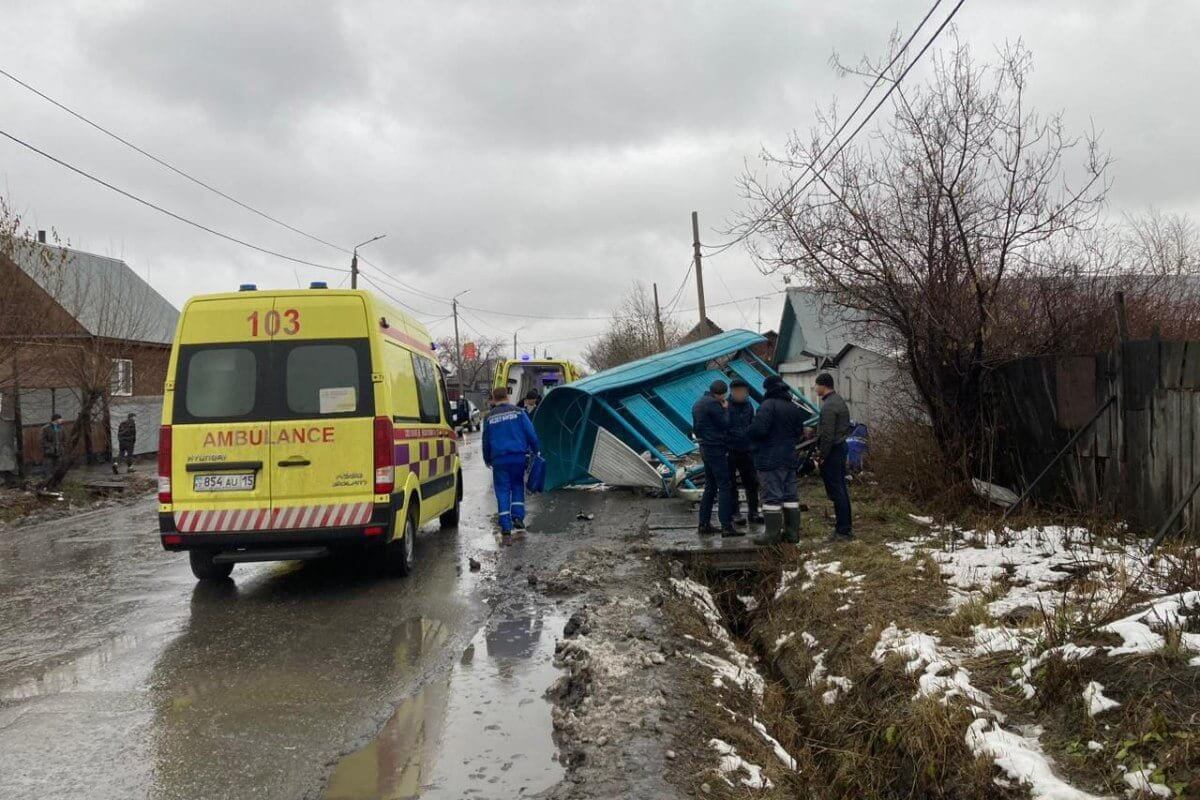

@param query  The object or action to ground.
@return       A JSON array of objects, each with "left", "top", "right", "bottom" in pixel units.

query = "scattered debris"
[{"left": 468, "top": 557, "right": 482, "bottom": 572}]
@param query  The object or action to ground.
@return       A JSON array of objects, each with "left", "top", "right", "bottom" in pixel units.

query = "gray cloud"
[{"left": 0, "top": 0, "right": 1197, "bottom": 362}]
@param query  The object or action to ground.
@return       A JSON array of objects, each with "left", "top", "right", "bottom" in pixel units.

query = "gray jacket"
[{"left": 816, "top": 391, "right": 851, "bottom": 460}]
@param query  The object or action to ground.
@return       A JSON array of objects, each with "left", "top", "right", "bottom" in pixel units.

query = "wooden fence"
[{"left": 985, "top": 338, "right": 1200, "bottom": 537}]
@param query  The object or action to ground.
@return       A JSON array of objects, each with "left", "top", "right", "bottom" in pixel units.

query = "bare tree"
[
  {"left": 435, "top": 335, "right": 506, "bottom": 392},
  {"left": 738, "top": 39, "right": 1112, "bottom": 474},
  {"left": 582, "top": 281, "right": 684, "bottom": 372}
]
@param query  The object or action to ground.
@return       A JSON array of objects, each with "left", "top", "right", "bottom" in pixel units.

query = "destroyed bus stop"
[{"left": 532, "top": 329, "right": 819, "bottom": 496}]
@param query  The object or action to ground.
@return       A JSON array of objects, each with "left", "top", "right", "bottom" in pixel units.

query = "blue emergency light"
[
  {"left": 239, "top": 284, "right": 257, "bottom": 292},
  {"left": 310, "top": 281, "right": 328, "bottom": 289}
]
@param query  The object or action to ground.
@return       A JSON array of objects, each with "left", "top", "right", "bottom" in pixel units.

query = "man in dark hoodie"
[
  {"left": 691, "top": 379, "right": 738, "bottom": 536},
  {"left": 726, "top": 378, "right": 761, "bottom": 525},
  {"left": 748, "top": 375, "right": 805, "bottom": 544}
]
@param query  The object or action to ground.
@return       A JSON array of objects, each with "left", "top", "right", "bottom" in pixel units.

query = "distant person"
[
  {"left": 726, "top": 378, "right": 761, "bottom": 525},
  {"left": 455, "top": 397, "right": 470, "bottom": 426},
  {"left": 114, "top": 412, "right": 137, "bottom": 473},
  {"left": 522, "top": 390, "right": 540, "bottom": 417},
  {"left": 41, "top": 413, "right": 66, "bottom": 477},
  {"left": 482, "top": 386, "right": 540, "bottom": 536},
  {"left": 691, "top": 379, "right": 738, "bottom": 537},
  {"left": 749, "top": 375, "right": 805, "bottom": 545},
  {"left": 814, "top": 372, "right": 853, "bottom": 541}
]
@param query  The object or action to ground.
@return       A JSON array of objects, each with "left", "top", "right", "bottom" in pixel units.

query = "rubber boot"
[
  {"left": 752, "top": 507, "right": 783, "bottom": 545},
  {"left": 782, "top": 504, "right": 802, "bottom": 544}
]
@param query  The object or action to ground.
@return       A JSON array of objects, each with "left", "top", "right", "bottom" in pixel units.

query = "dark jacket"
[
  {"left": 747, "top": 385, "right": 805, "bottom": 470},
  {"left": 118, "top": 419, "right": 137, "bottom": 449},
  {"left": 691, "top": 393, "right": 730, "bottom": 450},
  {"left": 482, "top": 402, "right": 540, "bottom": 467},
  {"left": 726, "top": 398, "right": 754, "bottom": 452},
  {"left": 816, "top": 391, "right": 852, "bottom": 460},
  {"left": 41, "top": 422, "right": 65, "bottom": 459}
]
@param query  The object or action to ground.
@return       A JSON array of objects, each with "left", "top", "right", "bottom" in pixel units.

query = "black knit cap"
[{"left": 816, "top": 372, "right": 834, "bottom": 388}]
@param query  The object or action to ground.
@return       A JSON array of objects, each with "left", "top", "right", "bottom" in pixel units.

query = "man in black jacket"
[
  {"left": 726, "top": 378, "right": 761, "bottom": 525},
  {"left": 691, "top": 379, "right": 737, "bottom": 536},
  {"left": 748, "top": 375, "right": 806, "bottom": 544},
  {"left": 815, "top": 372, "right": 853, "bottom": 541}
]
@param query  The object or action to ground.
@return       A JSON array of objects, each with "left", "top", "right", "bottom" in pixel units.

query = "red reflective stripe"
[{"left": 379, "top": 324, "right": 434, "bottom": 357}]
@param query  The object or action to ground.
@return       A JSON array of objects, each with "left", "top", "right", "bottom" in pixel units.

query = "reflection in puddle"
[{"left": 325, "top": 608, "right": 564, "bottom": 799}]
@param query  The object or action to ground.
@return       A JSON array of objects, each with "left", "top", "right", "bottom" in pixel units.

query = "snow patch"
[
  {"left": 750, "top": 718, "right": 798, "bottom": 770},
  {"left": 772, "top": 632, "right": 795, "bottom": 653},
  {"left": 873, "top": 624, "right": 942, "bottom": 674},
  {"left": 671, "top": 578, "right": 765, "bottom": 698},
  {"left": 1121, "top": 768, "right": 1171, "bottom": 798},
  {"left": 1082, "top": 681, "right": 1120, "bottom": 717},
  {"left": 973, "top": 625, "right": 1029, "bottom": 655},
  {"left": 709, "top": 738, "right": 773, "bottom": 790},
  {"left": 965, "top": 719, "right": 1108, "bottom": 800}
]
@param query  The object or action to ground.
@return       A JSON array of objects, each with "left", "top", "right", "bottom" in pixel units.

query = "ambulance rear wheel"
[
  {"left": 387, "top": 508, "right": 416, "bottom": 577},
  {"left": 440, "top": 472, "right": 463, "bottom": 528},
  {"left": 189, "top": 549, "right": 234, "bottom": 581}
]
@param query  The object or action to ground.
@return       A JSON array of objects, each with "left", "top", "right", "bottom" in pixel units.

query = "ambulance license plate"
[{"left": 193, "top": 473, "right": 256, "bottom": 492}]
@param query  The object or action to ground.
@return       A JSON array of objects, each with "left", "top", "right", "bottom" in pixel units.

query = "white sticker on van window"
[{"left": 319, "top": 387, "right": 357, "bottom": 414}]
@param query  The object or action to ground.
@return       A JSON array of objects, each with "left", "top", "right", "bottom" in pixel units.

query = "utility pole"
[
  {"left": 513, "top": 326, "right": 527, "bottom": 359},
  {"left": 691, "top": 211, "right": 706, "bottom": 328},
  {"left": 652, "top": 282, "right": 666, "bottom": 351},
  {"left": 452, "top": 290, "right": 470, "bottom": 402},
  {"left": 12, "top": 348, "right": 24, "bottom": 479},
  {"left": 757, "top": 296, "right": 763, "bottom": 333},
  {"left": 350, "top": 234, "right": 387, "bottom": 289}
]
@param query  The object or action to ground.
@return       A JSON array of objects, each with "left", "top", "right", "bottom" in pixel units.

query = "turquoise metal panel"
[
  {"left": 652, "top": 370, "right": 730, "bottom": 429},
  {"left": 619, "top": 394, "right": 696, "bottom": 457},
  {"left": 568, "top": 329, "right": 765, "bottom": 396},
  {"left": 727, "top": 359, "right": 768, "bottom": 395}
]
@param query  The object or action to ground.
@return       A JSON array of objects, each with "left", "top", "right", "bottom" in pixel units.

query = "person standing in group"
[
  {"left": 114, "top": 412, "right": 137, "bottom": 474},
  {"left": 814, "top": 372, "right": 853, "bottom": 541},
  {"left": 725, "top": 378, "right": 762, "bottom": 526},
  {"left": 482, "top": 386, "right": 540, "bottom": 537},
  {"left": 692, "top": 379, "right": 738, "bottom": 537},
  {"left": 41, "top": 413, "right": 66, "bottom": 478},
  {"left": 748, "top": 375, "right": 806, "bottom": 544}
]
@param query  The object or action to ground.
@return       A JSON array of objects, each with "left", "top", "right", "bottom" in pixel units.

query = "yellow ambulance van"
[{"left": 158, "top": 282, "right": 462, "bottom": 581}]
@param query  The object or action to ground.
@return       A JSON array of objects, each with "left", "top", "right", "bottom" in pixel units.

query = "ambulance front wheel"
[
  {"left": 189, "top": 549, "right": 234, "bottom": 581},
  {"left": 387, "top": 507, "right": 416, "bottom": 577}
]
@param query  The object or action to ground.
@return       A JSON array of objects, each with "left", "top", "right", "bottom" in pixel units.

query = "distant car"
[{"left": 455, "top": 400, "right": 482, "bottom": 432}]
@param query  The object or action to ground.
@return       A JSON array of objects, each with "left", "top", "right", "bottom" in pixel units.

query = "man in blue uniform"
[
  {"left": 692, "top": 379, "right": 738, "bottom": 537},
  {"left": 482, "top": 386, "right": 540, "bottom": 536}
]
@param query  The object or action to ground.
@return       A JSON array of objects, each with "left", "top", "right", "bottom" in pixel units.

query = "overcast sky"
[{"left": 1, "top": 0, "right": 1197, "bottom": 360}]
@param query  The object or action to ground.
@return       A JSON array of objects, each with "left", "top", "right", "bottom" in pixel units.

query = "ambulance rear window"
[
  {"left": 286, "top": 344, "right": 362, "bottom": 416},
  {"left": 184, "top": 347, "right": 257, "bottom": 418}
]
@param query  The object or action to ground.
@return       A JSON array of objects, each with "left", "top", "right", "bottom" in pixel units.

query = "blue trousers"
[
  {"left": 820, "top": 441, "right": 852, "bottom": 536},
  {"left": 491, "top": 460, "right": 527, "bottom": 532},
  {"left": 699, "top": 446, "right": 734, "bottom": 528}
]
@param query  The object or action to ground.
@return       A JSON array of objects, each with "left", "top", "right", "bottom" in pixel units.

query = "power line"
[
  {"left": 701, "top": 0, "right": 955, "bottom": 258},
  {"left": 0, "top": 127, "right": 352, "bottom": 273},
  {"left": 0, "top": 65, "right": 356, "bottom": 257},
  {"left": 357, "top": 273, "right": 448, "bottom": 319}
]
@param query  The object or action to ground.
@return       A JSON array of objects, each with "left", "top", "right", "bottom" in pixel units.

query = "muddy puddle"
[{"left": 324, "top": 607, "right": 565, "bottom": 799}]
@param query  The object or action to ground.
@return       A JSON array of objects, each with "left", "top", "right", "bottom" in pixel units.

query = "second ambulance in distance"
[{"left": 158, "top": 283, "right": 462, "bottom": 581}]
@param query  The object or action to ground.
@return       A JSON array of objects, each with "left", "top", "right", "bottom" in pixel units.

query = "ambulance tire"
[
  {"left": 439, "top": 472, "right": 463, "bottom": 528},
  {"left": 387, "top": 507, "right": 416, "bottom": 577},
  {"left": 190, "top": 549, "right": 234, "bottom": 581}
]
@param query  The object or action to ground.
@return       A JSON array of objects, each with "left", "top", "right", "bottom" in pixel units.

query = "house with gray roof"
[
  {"left": 773, "top": 288, "right": 910, "bottom": 426},
  {"left": 0, "top": 234, "right": 179, "bottom": 472}
]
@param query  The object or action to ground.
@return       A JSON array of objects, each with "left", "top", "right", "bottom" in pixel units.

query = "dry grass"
[{"left": 664, "top": 475, "right": 1200, "bottom": 799}]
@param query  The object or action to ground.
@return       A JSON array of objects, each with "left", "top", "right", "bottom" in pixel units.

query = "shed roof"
[
  {"left": 8, "top": 241, "right": 179, "bottom": 345},
  {"left": 570, "top": 329, "right": 766, "bottom": 396}
]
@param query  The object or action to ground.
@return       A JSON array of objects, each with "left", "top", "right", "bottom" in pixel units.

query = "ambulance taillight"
[
  {"left": 157, "top": 425, "right": 173, "bottom": 503},
  {"left": 373, "top": 416, "right": 394, "bottom": 494}
]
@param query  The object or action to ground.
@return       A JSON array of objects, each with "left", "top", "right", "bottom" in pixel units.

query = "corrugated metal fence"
[{"left": 986, "top": 338, "right": 1200, "bottom": 536}]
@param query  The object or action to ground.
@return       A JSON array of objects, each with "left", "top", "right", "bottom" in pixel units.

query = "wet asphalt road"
[{"left": 0, "top": 437, "right": 580, "bottom": 800}]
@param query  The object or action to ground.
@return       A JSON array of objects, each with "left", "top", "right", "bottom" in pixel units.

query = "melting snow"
[
  {"left": 671, "top": 578, "right": 765, "bottom": 698},
  {"left": 750, "top": 718, "right": 798, "bottom": 770},
  {"left": 773, "top": 632, "right": 795, "bottom": 652},
  {"left": 1082, "top": 681, "right": 1120, "bottom": 717},
  {"left": 965, "top": 720, "right": 1108, "bottom": 800},
  {"left": 1121, "top": 768, "right": 1171, "bottom": 798},
  {"left": 873, "top": 624, "right": 942, "bottom": 674},
  {"left": 709, "top": 739, "right": 773, "bottom": 789}
]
